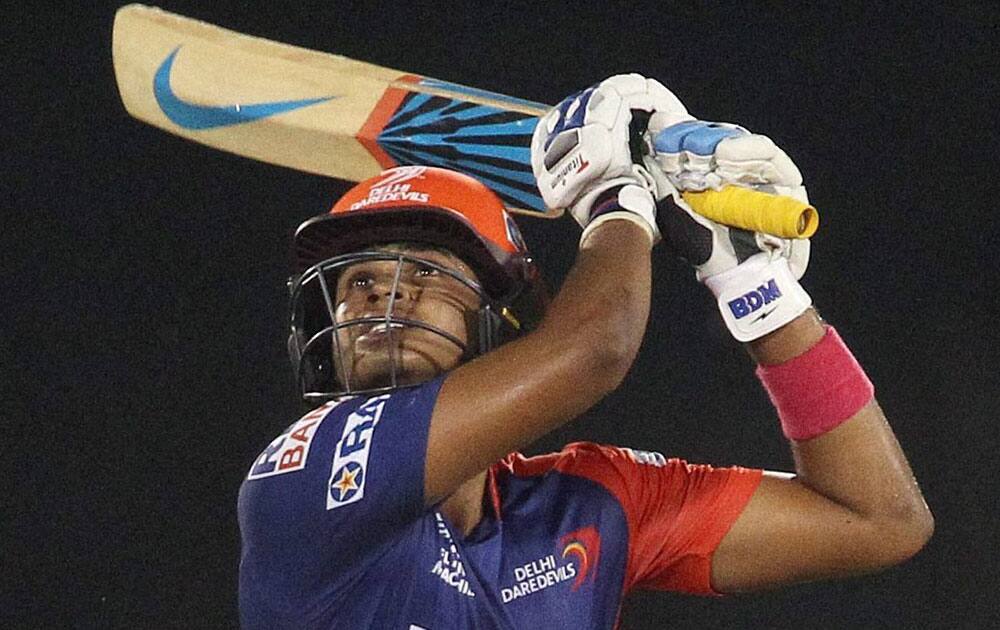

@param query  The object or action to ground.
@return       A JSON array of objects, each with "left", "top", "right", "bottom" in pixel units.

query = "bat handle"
[{"left": 681, "top": 187, "right": 819, "bottom": 239}]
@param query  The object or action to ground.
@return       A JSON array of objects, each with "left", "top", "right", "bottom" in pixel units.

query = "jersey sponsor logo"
[
  {"left": 623, "top": 447, "right": 667, "bottom": 467},
  {"left": 431, "top": 512, "right": 476, "bottom": 597},
  {"left": 727, "top": 279, "right": 782, "bottom": 319},
  {"left": 326, "top": 394, "right": 390, "bottom": 510},
  {"left": 500, "top": 525, "right": 601, "bottom": 603},
  {"left": 246, "top": 399, "right": 345, "bottom": 480}
]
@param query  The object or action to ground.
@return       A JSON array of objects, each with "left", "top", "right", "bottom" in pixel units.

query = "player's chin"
[{"left": 351, "top": 343, "right": 462, "bottom": 389}]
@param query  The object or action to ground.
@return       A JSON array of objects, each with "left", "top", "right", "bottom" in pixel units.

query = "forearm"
[
  {"left": 536, "top": 219, "right": 653, "bottom": 381},
  {"left": 750, "top": 310, "right": 933, "bottom": 544}
]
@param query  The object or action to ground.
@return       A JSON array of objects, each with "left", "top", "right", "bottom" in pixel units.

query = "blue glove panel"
[
  {"left": 653, "top": 121, "right": 744, "bottom": 155},
  {"left": 543, "top": 87, "right": 597, "bottom": 151}
]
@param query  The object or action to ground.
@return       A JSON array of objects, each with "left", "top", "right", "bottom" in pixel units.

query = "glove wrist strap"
[
  {"left": 578, "top": 183, "right": 658, "bottom": 247},
  {"left": 580, "top": 211, "right": 655, "bottom": 247},
  {"left": 704, "top": 255, "right": 812, "bottom": 342}
]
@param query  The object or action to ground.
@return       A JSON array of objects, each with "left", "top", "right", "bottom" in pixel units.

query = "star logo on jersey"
[
  {"left": 560, "top": 526, "right": 601, "bottom": 591},
  {"left": 329, "top": 462, "right": 364, "bottom": 503}
]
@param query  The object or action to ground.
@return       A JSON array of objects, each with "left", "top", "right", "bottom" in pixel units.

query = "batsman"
[{"left": 238, "top": 74, "right": 933, "bottom": 629}]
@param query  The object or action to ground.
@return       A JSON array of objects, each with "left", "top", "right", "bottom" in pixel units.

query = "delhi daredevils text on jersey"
[{"left": 238, "top": 377, "right": 762, "bottom": 629}]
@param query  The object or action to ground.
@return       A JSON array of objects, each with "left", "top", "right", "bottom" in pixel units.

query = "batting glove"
[
  {"left": 531, "top": 74, "right": 694, "bottom": 245},
  {"left": 647, "top": 120, "right": 812, "bottom": 342}
]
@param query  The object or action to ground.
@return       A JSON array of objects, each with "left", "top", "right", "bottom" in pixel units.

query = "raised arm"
[
  {"left": 426, "top": 220, "right": 652, "bottom": 503},
  {"left": 646, "top": 104, "right": 932, "bottom": 591},
  {"left": 424, "top": 76, "right": 676, "bottom": 504},
  {"left": 710, "top": 311, "right": 933, "bottom": 591}
]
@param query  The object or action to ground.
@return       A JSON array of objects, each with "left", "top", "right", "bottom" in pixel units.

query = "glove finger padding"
[
  {"left": 651, "top": 121, "right": 748, "bottom": 191},
  {"left": 531, "top": 74, "right": 693, "bottom": 231},
  {"left": 714, "top": 134, "right": 806, "bottom": 200}
]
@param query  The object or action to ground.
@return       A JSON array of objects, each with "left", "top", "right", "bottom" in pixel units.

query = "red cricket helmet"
[
  {"left": 288, "top": 166, "right": 548, "bottom": 401},
  {"left": 293, "top": 166, "right": 539, "bottom": 300}
]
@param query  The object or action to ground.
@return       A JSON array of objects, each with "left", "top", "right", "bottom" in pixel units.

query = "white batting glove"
[
  {"left": 646, "top": 120, "right": 812, "bottom": 342},
  {"left": 531, "top": 74, "right": 694, "bottom": 245}
]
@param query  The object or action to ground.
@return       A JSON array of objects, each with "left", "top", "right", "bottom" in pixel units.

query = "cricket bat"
[{"left": 112, "top": 4, "right": 817, "bottom": 238}]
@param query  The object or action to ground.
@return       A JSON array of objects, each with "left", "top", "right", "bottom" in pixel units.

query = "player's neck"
[{"left": 438, "top": 470, "right": 488, "bottom": 538}]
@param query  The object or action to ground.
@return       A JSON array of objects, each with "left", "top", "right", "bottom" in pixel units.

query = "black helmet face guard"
[{"left": 287, "top": 251, "right": 515, "bottom": 403}]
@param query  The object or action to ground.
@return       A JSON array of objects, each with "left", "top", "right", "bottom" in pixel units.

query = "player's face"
[{"left": 332, "top": 247, "right": 481, "bottom": 390}]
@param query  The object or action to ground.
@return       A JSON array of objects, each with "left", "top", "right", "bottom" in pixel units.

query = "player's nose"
[{"left": 365, "top": 275, "right": 417, "bottom": 305}]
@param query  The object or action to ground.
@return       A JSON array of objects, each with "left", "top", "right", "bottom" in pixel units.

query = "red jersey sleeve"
[{"left": 544, "top": 442, "right": 763, "bottom": 596}]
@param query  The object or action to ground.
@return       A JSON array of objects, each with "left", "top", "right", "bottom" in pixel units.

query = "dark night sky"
[{"left": 6, "top": 1, "right": 1000, "bottom": 628}]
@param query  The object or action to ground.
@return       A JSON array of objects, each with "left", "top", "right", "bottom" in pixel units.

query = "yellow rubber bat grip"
[{"left": 681, "top": 187, "right": 819, "bottom": 239}]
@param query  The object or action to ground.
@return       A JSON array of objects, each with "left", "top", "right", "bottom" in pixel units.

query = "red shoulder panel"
[{"left": 496, "top": 442, "right": 762, "bottom": 595}]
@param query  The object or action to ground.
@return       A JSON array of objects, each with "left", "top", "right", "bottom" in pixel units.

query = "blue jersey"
[{"left": 238, "top": 378, "right": 761, "bottom": 629}]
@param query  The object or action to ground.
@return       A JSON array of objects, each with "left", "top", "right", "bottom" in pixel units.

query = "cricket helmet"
[{"left": 288, "top": 165, "right": 548, "bottom": 402}]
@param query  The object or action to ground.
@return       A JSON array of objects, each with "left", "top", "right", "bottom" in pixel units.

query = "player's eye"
[
  {"left": 348, "top": 272, "right": 374, "bottom": 289},
  {"left": 415, "top": 264, "right": 439, "bottom": 277}
]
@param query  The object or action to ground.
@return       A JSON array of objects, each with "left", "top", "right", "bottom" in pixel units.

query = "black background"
[{"left": 6, "top": 1, "right": 999, "bottom": 628}]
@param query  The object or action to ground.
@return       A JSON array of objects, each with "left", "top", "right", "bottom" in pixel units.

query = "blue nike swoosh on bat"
[{"left": 153, "top": 47, "right": 334, "bottom": 130}]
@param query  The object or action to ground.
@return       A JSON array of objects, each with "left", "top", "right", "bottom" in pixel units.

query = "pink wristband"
[{"left": 756, "top": 326, "right": 875, "bottom": 441}]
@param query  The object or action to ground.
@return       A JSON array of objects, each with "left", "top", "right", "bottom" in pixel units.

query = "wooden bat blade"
[
  {"left": 112, "top": 3, "right": 556, "bottom": 217},
  {"left": 113, "top": 4, "right": 819, "bottom": 236}
]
